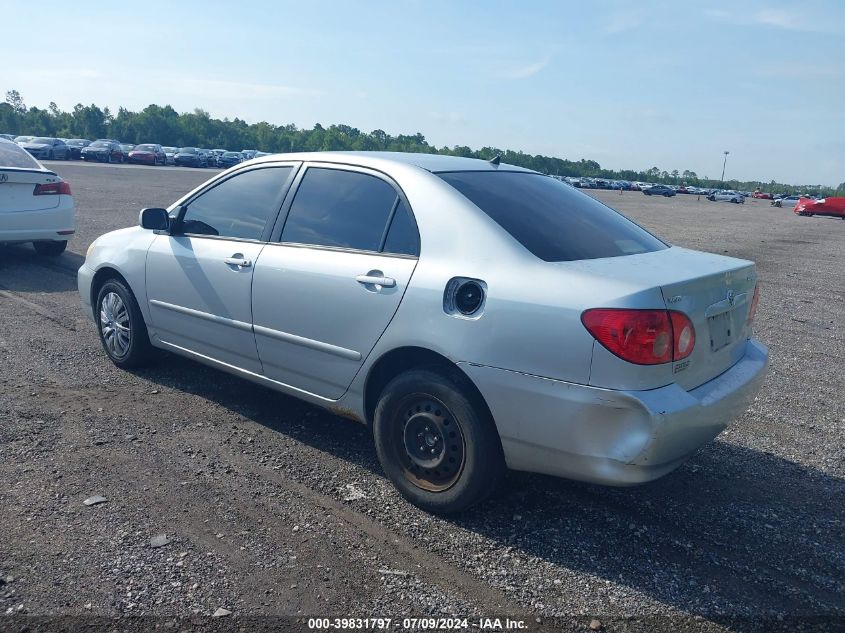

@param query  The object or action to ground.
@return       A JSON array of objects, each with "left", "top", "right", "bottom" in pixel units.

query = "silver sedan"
[{"left": 78, "top": 152, "right": 768, "bottom": 513}]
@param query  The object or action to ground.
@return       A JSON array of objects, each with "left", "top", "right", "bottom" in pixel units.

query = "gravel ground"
[{"left": 0, "top": 162, "right": 842, "bottom": 632}]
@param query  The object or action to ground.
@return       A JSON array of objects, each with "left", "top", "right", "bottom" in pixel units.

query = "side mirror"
[{"left": 140, "top": 207, "right": 169, "bottom": 231}]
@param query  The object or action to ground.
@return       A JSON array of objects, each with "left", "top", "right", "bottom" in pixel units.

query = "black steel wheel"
[
  {"left": 373, "top": 368, "right": 505, "bottom": 513},
  {"left": 394, "top": 395, "right": 466, "bottom": 492}
]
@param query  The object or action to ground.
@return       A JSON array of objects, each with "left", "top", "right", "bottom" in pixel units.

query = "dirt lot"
[{"left": 0, "top": 162, "right": 842, "bottom": 632}]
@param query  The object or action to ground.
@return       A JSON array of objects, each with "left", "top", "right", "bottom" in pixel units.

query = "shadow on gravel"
[
  {"left": 136, "top": 356, "right": 844, "bottom": 623},
  {"left": 0, "top": 243, "right": 83, "bottom": 292}
]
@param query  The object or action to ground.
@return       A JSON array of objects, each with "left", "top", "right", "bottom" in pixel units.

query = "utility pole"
[{"left": 721, "top": 151, "right": 730, "bottom": 185}]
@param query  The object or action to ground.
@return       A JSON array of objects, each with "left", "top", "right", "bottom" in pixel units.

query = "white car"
[
  {"left": 0, "top": 137, "right": 75, "bottom": 255},
  {"left": 78, "top": 152, "right": 768, "bottom": 512},
  {"left": 772, "top": 195, "right": 801, "bottom": 209},
  {"left": 708, "top": 190, "right": 744, "bottom": 204}
]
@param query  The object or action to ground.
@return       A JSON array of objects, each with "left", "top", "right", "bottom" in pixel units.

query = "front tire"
[
  {"left": 373, "top": 368, "right": 505, "bottom": 514},
  {"left": 33, "top": 240, "right": 67, "bottom": 256},
  {"left": 95, "top": 278, "right": 155, "bottom": 369}
]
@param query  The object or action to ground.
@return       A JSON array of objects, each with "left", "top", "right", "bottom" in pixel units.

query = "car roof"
[{"left": 248, "top": 151, "right": 535, "bottom": 174}]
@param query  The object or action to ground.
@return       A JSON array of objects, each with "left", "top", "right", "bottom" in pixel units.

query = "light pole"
[{"left": 720, "top": 151, "right": 730, "bottom": 185}]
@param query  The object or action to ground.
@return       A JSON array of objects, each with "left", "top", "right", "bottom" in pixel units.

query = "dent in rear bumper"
[{"left": 459, "top": 338, "right": 769, "bottom": 485}]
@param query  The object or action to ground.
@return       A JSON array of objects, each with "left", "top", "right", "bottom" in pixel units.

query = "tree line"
[{"left": 2, "top": 90, "right": 841, "bottom": 195}]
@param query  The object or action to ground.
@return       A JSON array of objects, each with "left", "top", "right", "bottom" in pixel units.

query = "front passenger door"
[{"left": 145, "top": 165, "right": 296, "bottom": 373}]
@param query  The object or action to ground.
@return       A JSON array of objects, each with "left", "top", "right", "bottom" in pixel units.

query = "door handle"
[
  {"left": 356, "top": 274, "right": 396, "bottom": 288},
  {"left": 224, "top": 257, "right": 252, "bottom": 267}
]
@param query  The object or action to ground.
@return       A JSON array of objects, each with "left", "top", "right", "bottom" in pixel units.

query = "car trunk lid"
[
  {"left": 565, "top": 246, "right": 757, "bottom": 391},
  {"left": 0, "top": 168, "right": 62, "bottom": 212}
]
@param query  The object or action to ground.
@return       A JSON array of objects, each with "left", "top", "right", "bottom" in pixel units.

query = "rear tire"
[
  {"left": 33, "top": 240, "right": 67, "bottom": 256},
  {"left": 94, "top": 278, "right": 155, "bottom": 369},
  {"left": 373, "top": 368, "right": 505, "bottom": 514}
]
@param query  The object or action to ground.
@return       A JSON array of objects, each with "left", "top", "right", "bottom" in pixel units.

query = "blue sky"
[{"left": 3, "top": 1, "right": 844, "bottom": 185}]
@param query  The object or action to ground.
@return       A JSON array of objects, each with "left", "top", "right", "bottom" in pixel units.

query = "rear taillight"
[
  {"left": 747, "top": 284, "right": 760, "bottom": 325},
  {"left": 581, "top": 308, "right": 696, "bottom": 366},
  {"left": 670, "top": 311, "right": 695, "bottom": 361},
  {"left": 33, "top": 181, "right": 71, "bottom": 196}
]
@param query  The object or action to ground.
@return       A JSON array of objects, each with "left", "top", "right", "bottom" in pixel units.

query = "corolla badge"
[{"left": 727, "top": 290, "right": 735, "bottom": 306}]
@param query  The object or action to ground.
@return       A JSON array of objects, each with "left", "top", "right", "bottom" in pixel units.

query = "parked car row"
[{"left": 1, "top": 134, "right": 263, "bottom": 168}]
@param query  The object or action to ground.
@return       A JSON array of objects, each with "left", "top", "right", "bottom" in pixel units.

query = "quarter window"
[
  {"left": 181, "top": 166, "right": 292, "bottom": 240},
  {"left": 382, "top": 199, "right": 420, "bottom": 256},
  {"left": 281, "top": 167, "right": 399, "bottom": 252}
]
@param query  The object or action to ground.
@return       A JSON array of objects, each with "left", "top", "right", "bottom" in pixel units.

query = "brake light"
[
  {"left": 33, "top": 181, "right": 71, "bottom": 196},
  {"left": 581, "top": 308, "right": 696, "bottom": 365},
  {"left": 747, "top": 284, "right": 760, "bottom": 325}
]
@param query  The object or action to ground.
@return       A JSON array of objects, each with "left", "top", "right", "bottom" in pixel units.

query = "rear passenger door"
[{"left": 251, "top": 164, "right": 420, "bottom": 399}]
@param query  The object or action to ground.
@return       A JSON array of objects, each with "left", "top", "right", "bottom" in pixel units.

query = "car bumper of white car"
[
  {"left": 0, "top": 205, "right": 75, "bottom": 245},
  {"left": 460, "top": 338, "right": 769, "bottom": 486}
]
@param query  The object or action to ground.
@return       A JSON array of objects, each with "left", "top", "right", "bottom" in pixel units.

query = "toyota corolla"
[{"left": 78, "top": 152, "right": 768, "bottom": 513}]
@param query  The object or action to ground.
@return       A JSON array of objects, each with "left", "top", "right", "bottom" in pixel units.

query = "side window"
[
  {"left": 382, "top": 199, "right": 420, "bottom": 256},
  {"left": 281, "top": 167, "right": 398, "bottom": 252},
  {"left": 181, "top": 166, "right": 292, "bottom": 240}
]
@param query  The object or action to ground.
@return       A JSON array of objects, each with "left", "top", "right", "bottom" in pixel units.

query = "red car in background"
[
  {"left": 795, "top": 197, "right": 845, "bottom": 219},
  {"left": 752, "top": 191, "right": 773, "bottom": 199},
  {"left": 127, "top": 143, "right": 166, "bottom": 166}
]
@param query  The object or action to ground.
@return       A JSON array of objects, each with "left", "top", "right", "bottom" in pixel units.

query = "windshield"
[
  {"left": 67, "top": 140, "right": 88, "bottom": 146},
  {"left": 178, "top": 147, "right": 197, "bottom": 154},
  {"left": 223, "top": 152, "right": 241, "bottom": 157},
  {"left": 163, "top": 147, "right": 176, "bottom": 152},
  {"left": 89, "top": 141, "right": 110, "bottom": 148},
  {"left": 31, "top": 137, "right": 54, "bottom": 144},
  {"left": 0, "top": 140, "right": 41, "bottom": 169},
  {"left": 134, "top": 144, "right": 156, "bottom": 151},
  {"left": 438, "top": 171, "right": 667, "bottom": 262}
]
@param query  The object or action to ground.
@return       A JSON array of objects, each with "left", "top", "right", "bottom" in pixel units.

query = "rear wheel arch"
[{"left": 363, "top": 346, "right": 495, "bottom": 429}]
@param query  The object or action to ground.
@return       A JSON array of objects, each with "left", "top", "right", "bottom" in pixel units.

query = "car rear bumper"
[
  {"left": 0, "top": 204, "right": 75, "bottom": 244},
  {"left": 460, "top": 338, "right": 769, "bottom": 485}
]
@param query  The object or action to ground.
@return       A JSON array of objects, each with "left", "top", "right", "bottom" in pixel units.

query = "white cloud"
[
  {"left": 757, "top": 62, "right": 842, "bottom": 78},
  {"left": 605, "top": 11, "right": 645, "bottom": 34},
  {"left": 167, "top": 78, "right": 318, "bottom": 100},
  {"left": 706, "top": 6, "right": 832, "bottom": 32},
  {"left": 498, "top": 56, "right": 551, "bottom": 79},
  {"left": 8, "top": 67, "right": 102, "bottom": 82},
  {"left": 704, "top": 9, "right": 731, "bottom": 19},
  {"left": 430, "top": 111, "right": 465, "bottom": 125},
  {"left": 754, "top": 8, "right": 799, "bottom": 29}
]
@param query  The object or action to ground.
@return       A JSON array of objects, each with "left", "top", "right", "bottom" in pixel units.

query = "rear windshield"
[
  {"left": 178, "top": 148, "right": 197, "bottom": 154},
  {"left": 0, "top": 140, "right": 41, "bottom": 169},
  {"left": 437, "top": 171, "right": 667, "bottom": 262}
]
